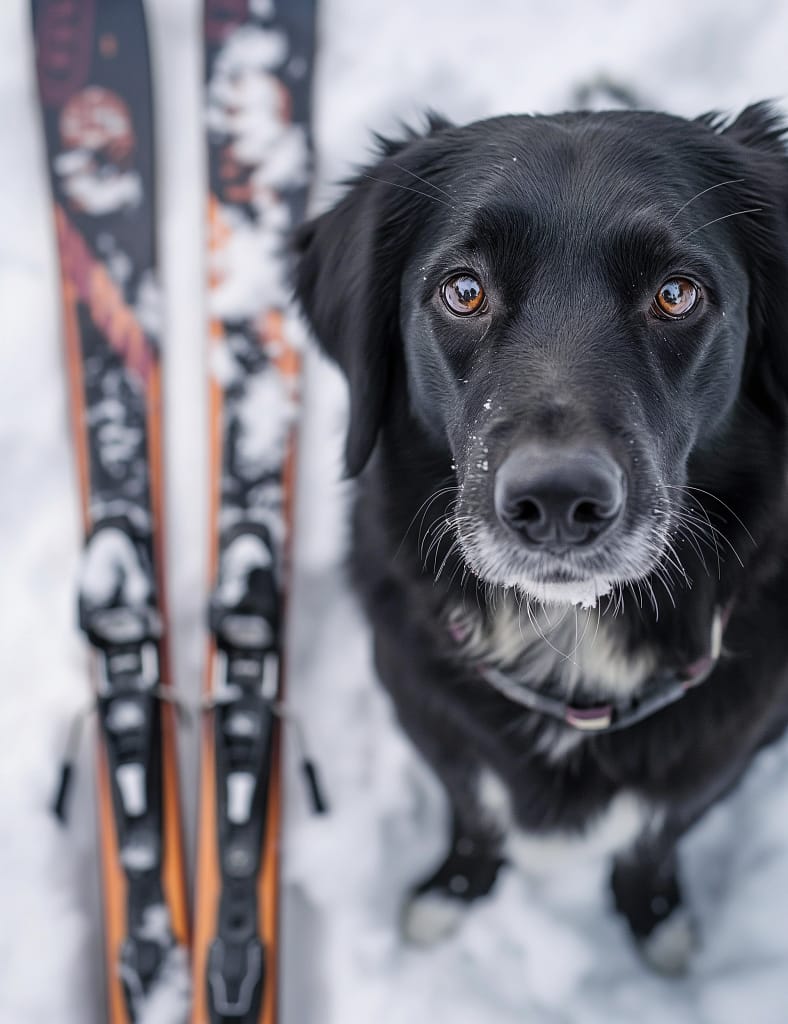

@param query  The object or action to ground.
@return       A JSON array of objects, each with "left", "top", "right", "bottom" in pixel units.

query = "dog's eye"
[
  {"left": 441, "top": 274, "right": 487, "bottom": 316},
  {"left": 651, "top": 277, "right": 700, "bottom": 320}
]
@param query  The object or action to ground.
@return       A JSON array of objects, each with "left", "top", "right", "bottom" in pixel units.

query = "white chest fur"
[
  {"left": 450, "top": 596, "right": 656, "bottom": 702},
  {"left": 478, "top": 768, "right": 662, "bottom": 876}
]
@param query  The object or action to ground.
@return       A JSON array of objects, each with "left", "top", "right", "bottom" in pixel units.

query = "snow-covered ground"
[{"left": 2, "top": 1, "right": 788, "bottom": 1022}]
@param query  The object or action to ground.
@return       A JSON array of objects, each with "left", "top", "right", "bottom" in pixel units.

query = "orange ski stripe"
[
  {"left": 61, "top": 276, "right": 91, "bottom": 531},
  {"left": 207, "top": 195, "right": 232, "bottom": 290},
  {"left": 206, "top": 328, "right": 225, "bottom": 572},
  {"left": 96, "top": 706, "right": 132, "bottom": 1024},
  {"left": 55, "top": 206, "right": 155, "bottom": 385},
  {"left": 146, "top": 363, "right": 191, "bottom": 946},
  {"left": 262, "top": 430, "right": 299, "bottom": 1024},
  {"left": 260, "top": 720, "right": 282, "bottom": 1024},
  {"left": 192, "top": 677, "right": 220, "bottom": 1024},
  {"left": 192, "top": 314, "right": 225, "bottom": 1024}
]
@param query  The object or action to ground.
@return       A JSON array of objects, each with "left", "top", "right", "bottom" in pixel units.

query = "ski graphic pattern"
[
  {"left": 193, "top": 2, "right": 316, "bottom": 1022},
  {"left": 31, "top": 2, "right": 190, "bottom": 1021}
]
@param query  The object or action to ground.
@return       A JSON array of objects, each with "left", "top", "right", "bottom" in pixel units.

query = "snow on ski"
[
  {"left": 192, "top": 1, "right": 317, "bottom": 1022},
  {"left": 31, "top": 2, "right": 190, "bottom": 1021}
]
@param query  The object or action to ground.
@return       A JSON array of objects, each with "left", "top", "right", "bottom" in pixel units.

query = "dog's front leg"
[
  {"left": 372, "top": 620, "right": 505, "bottom": 944},
  {"left": 403, "top": 810, "right": 505, "bottom": 946},
  {"left": 392, "top": 699, "right": 506, "bottom": 946},
  {"left": 610, "top": 836, "right": 695, "bottom": 975}
]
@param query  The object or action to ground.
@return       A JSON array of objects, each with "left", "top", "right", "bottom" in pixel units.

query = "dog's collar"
[{"left": 457, "top": 603, "right": 732, "bottom": 734}]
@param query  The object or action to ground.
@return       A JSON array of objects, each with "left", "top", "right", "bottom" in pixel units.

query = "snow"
[
  {"left": 213, "top": 532, "right": 273, "bottom": 608},
  {"left": 206, "top": 24, "right": 309, "bottom": 180},
  {"left": 207, "top": 202, "right": 293, "bottom": 317},
  {"left": 233, "top": 363, "right": 297, "bottom": 480},
  {"left": 135, "top": 269, "right": 164, "bottom": 341},
  {"left": 402, "top": 891, "right": 467, "bottom": 946},
  {"left": 2, "top": 1, "right": 788, "bottom": 1023},
  {"left": 54, "top": 149, "right": 143, "bottom": 216},
  {"left": 79, "top": 526, "right": 152, "bottom": 608},
  {"left": 640, "top": 909, "right": 697, "bottom": 976},
  {"left": 134, "top": 943, "right": 191, "bottom": 1024}
]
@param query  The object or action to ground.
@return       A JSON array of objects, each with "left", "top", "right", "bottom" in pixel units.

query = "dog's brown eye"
[
  {"left": 442, "top": 274, "right": 486, "bottom": 316},
  {"left": 652, "top": 277, "right": 700, "bottom": 319}
]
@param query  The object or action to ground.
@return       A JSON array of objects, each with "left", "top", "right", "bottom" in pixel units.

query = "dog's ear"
[
  {"left": 710, "top": 103, "right": 788, "bottom": 409},
  {"left": 294, "top": 116, "right": 452, "bottom": 476}
]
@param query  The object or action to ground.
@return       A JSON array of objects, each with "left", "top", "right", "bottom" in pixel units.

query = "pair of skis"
[{"left": 31, "top": 1, "right": 317, "bottom": 1021}]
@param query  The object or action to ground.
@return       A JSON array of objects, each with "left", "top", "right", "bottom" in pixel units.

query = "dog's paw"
[
  {"left": 402, "top": 890, "right": 467, "bottom": 947},
  {"left": 402, "top": 822, "right": 503, "bottom": 946},
  {"left": 639, "top": 908, "right": 697, "bottom": 976}
]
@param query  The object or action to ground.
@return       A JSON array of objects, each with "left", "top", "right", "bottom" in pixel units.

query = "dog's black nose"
[{"left": 494, "top": 446, "right": 625, "bottom": 547}]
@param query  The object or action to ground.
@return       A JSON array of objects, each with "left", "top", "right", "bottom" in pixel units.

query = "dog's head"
[{"left": 295, "top": 105, "right": 788, "bottom": 606}]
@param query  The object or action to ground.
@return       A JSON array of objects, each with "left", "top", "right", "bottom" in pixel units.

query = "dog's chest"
[
  {"left": 449, "top": 598, "right": 656, "bottom": 700},
  {"left": 477, "top": 767, "right": 661, "bottom": 874},
  {"left": 456, "top": 607, "right": 666, "bottom": 862},
  {"left": 447, "top": 598, "right": 658, "bottom": 764}
]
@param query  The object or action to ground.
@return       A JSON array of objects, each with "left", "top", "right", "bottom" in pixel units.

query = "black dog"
[{"left": 295, "top": 103, "right": 788, "bottom": 973}]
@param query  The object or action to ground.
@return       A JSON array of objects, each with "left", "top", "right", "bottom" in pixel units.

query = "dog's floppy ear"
[
  {"left": 711, "top": 103, "right": 788, "bottom": 408},
  {"left": 294, "top": 117, "right": 452, "bottom": 476}
]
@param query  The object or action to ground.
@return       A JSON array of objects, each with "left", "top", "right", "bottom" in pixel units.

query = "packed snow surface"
[{"left": 2, "top": 1, "right": 788, "bottom": 1022}]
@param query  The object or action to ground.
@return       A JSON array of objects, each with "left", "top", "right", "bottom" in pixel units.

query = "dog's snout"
[{"left": 494, "top": 446, "right": 625, "bottom": 548}]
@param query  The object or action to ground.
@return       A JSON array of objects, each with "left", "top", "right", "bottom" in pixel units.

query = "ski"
[
  {"left": 192, "top": 2, "right": 318, "bottom": 1022},
  {"left": 31, "top": 2, "right": 190, "bottom": 1021}
]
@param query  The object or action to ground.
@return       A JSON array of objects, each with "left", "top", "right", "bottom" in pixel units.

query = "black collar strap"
[{"left": 474, "top": 605, "right": 727, "bottom": 734}]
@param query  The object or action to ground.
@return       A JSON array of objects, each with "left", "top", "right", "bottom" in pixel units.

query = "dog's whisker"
[
  {"left": 360, "top": 173, "right": 453, "bottom": 207},
  {"left": 666, "top": 489, "right": 723, "bottom": 575},
  {"left": 665, "top": 486, "right": 748, "bottom": 568},
  {"left": 661, "top": 536, "right": 691, "bottom": 587},
  {"left": 516, "top": 591, "right": 528, "bottom": 642},
  {"left": 473, "top": 576, "right": 484, "bottom": 615},
  {"left": 668, "top": 484, "right": 756, "bottom": 546},
  {"left": 543, "top": 600, "right": 573, "bottom": 635},
  {"left": 389, "top": 161, "right": 455, "bottom": 201},
  {"left": 652, "top": 561, "right": 677, "bottom": 609},
  {"left": 676, "top": 206, "right": 763, "bottom": 243},
  {"left": 434, "top": 537, "right": 462, "bottom": 583},
  {"left": 420, "top": 506, "right": 455, "bottom": 546},
  {"left": 668, "top": 178, "right": 745, "bottom": 224},
  {"left": 670, "top": 506, "right": 722, "bottom": 565},
  {"left": 643, "top": 576, "right": 660, "bottom": 619},
  {"left": 419, "top": 500, "right": 461, "bottom": 561},
  {"left": 446, "top": 546, "right": 471, "bottom": 590},
  {"left": 569, "top": 599, "right": 596, "bottom": 662},
  {"left": 588, "top": 599, "right": 603, "bottom": 661},
  {"left": 432, "top": 526, "right": 455, "bottom": 574},
  {"left": 670, "top": 518, "right": 710, "bottom": 576},
  {"left": 422, "top": 516, "right": 457, "bottom": 568},
  {"left": 398, "top": 481, "right": 457, "bottom": 559}
]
